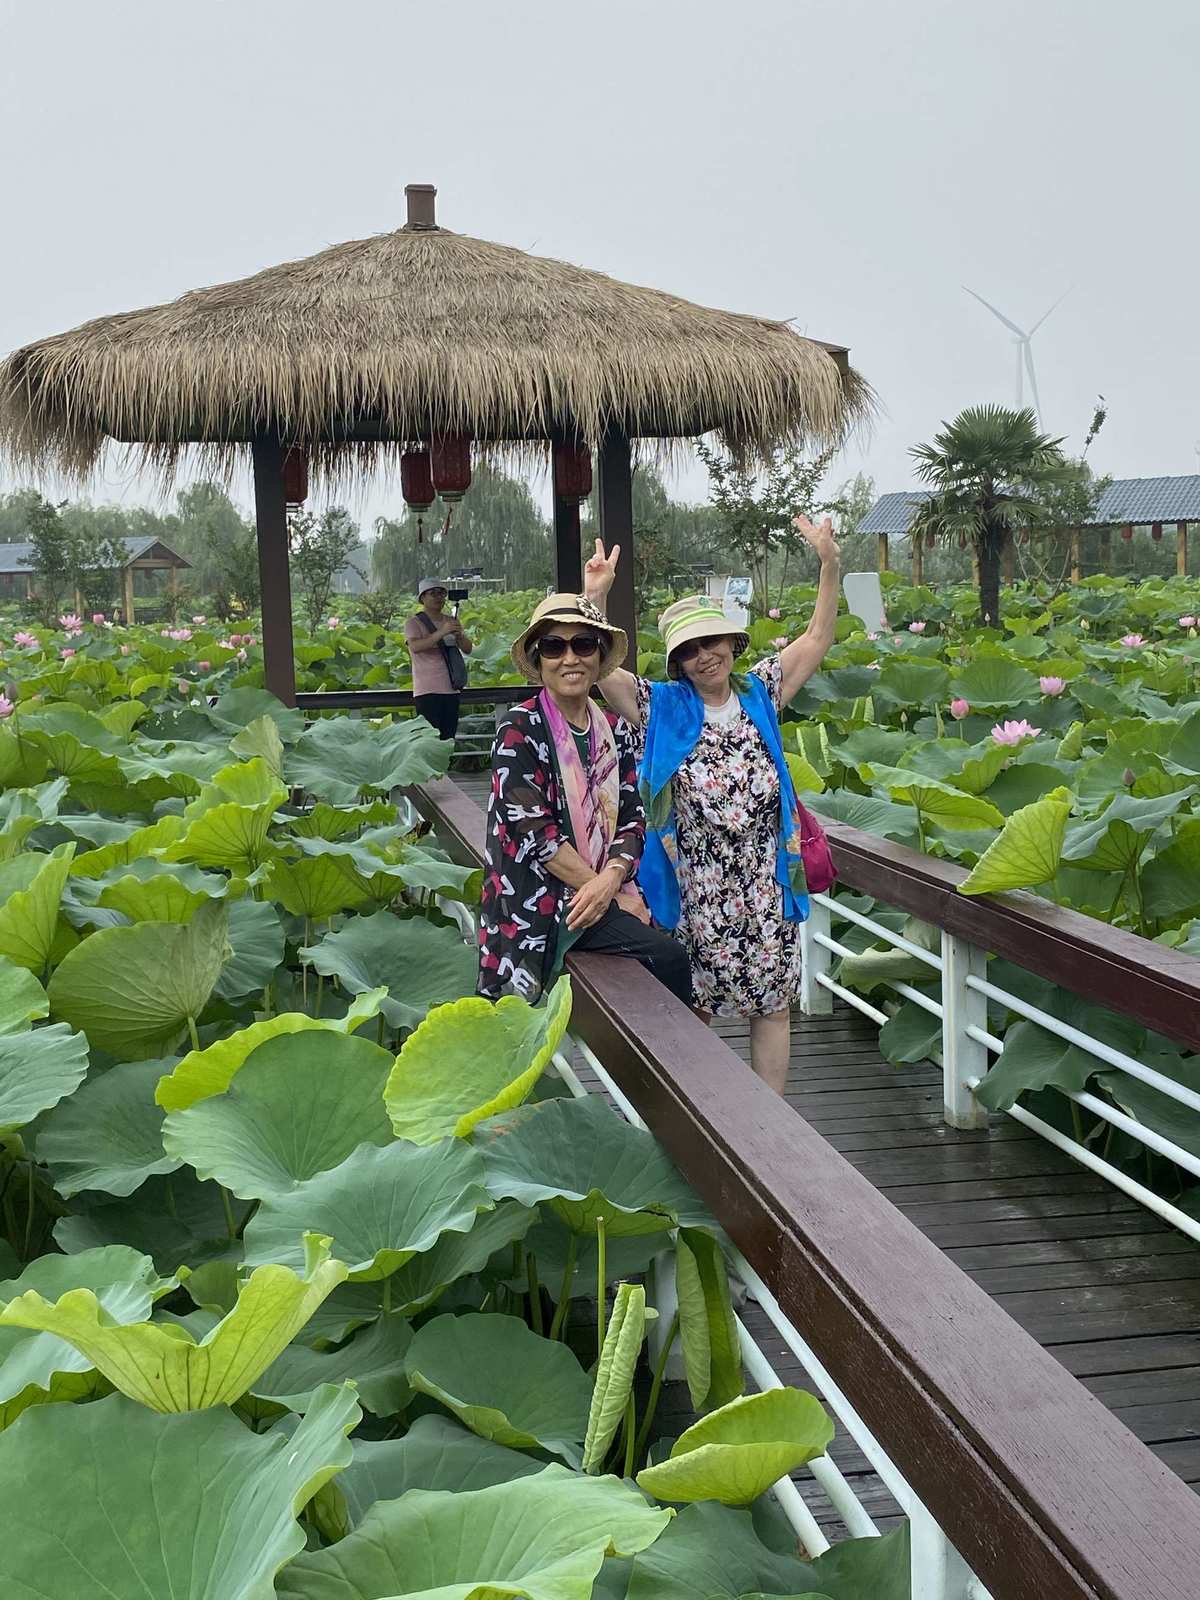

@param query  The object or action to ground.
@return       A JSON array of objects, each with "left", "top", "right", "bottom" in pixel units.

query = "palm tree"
[{"left": 910, "top": 406, "right": 1073, "bottom": 628}]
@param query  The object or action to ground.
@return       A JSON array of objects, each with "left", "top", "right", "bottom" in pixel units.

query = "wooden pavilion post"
[
  {"left": 552, "top": 496, "right": 582, "bottom": 593},
  {"left": 252, "top": 438, "right": 297, "bottom": 707},
  {"left": 597, "top": 429, "right": 636, "bottom": 662},
  {"left": 910, "top": 531, "right": 923, "bottom": 589},
  {"left": 1179, "top": 521, "right": 1189, "bottom": 578},
  {"left": 122, "top": 564, "right": 135, "bottom": 625},
  {"left": 876, "top": 532, "right": 889, "bottom": 573},
  {"left": 1070, "top": 529, "right": 1082, "bottom": 583}
]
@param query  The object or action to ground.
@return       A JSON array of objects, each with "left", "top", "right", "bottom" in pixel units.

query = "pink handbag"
[{"left": 797, "top": 801, "right": 837, "bottom": 894}]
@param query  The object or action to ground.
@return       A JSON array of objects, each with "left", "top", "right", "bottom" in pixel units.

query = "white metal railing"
[
  {"left": 799, "top": 888, "right": 1200, "bottom": 1241},
  {"left": 434, "top": 874, "right": 986, "bottom": 1595}
]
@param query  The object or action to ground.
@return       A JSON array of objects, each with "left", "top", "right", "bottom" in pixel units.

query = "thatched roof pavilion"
[{"left": 0, "top": 184, "right": 868, "bottom": 703}]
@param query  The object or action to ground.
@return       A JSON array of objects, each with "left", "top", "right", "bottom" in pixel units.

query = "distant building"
[
  {"left": 861, "top": 474, "right": 1200, "bottom": 578},
  {"left": 0, "top": 535, "right": 191, "bottom": 619}
]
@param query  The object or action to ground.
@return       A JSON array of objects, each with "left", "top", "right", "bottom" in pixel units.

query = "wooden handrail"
[
  {"left": 409, "top": 776, "right": 1200, "bottom": 1600},
  {"left": 296, "top": 686, "right": 530, "bottom": 712},
  {"left": 820, "top": 819, "right": 1200, "bottom": 1052}
]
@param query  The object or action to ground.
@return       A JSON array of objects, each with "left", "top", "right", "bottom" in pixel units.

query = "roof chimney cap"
[{"left": 404, "top": 184, "right": 437, "bottom": 230}]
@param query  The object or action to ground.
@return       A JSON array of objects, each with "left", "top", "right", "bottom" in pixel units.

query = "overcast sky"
[{"left": 2, "top": 0, "right": 1197, "bottom": 536}]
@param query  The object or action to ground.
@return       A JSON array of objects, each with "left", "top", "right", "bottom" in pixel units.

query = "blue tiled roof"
[
  {"left": 0, "top": 536, "right": 188, "bottom": 574},
  {"left": 861, "top": 475, "right": 1200, "bottom": 535}
]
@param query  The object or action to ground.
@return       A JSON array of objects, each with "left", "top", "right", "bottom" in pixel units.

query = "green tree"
[
  {"left": 373, "top": 464, "right": 551, "bottom": 592},
  {"left": 172, "top": 483, "right": 260, "bottom": 619},
  {"left": 0, "top": 488, "right": 47, "bottom": 543},
  {"left": 17, "top": 494, "right": 128, "bottom": 623},
  {"left": 289, "top": 506, "right": 363, "bottom": 630},
  {"left": 910, "top": 405, "right": 1079, "bottom": 627},
  {"left": 694, "top": 441, "right": 837, "bottom": 609}
]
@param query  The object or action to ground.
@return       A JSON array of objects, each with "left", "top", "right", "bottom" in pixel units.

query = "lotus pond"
[{"left": 0, "top": 642, "right": 910, "bottom": 1596}]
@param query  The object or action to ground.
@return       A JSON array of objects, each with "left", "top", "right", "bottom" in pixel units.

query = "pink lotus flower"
[
  {"left": 908, "top": 620, "right": 927, "bottom": 633},
  {"left": 13, "top": 631, "right": 37, "bottom": 649},
  {"left": 60, "top": 647, "right": 75, "bottom": 659},
  {"left": 892, "top": 636, "right": 903, "bottom": 645},
  {"left": 1180, "top": 616, "right": 1197, "bottom": 629},
  {"left": 177, "top": 679, "right": 190, "bottom": 695},
  {"left": 160, "top": 628, "right": 171, "bottom": 637},
  {"left": 236, "top": 647, "right": 248, "bottom": 662},
  {"left": 192, "top": 614, "right": 207, "bottom": 624},
  {"left": 950, "top": 698, "right": 971, "bottom": 720},
  {"left": 169, "top": 628, "right": 193, "bottom": 642},
  {"left": 0, "top": 694, "right": 12, "bottom": 719},
  {"left": 1120, "top": 633, "right": 1145, "bottom": 648},
  {"left": 325, "top": 619, "right": 339, "bottom": 630},
  {"left": 1039, "top": 676, "right": 1066, "bottom": 696},
  {"left": 767, "top": 607, "right": 781, "bottom": 620},
  {"left": 59, "top": 613, "right": 83, "bottom": 635},
  {"left": 866, "top": 631, "right": 879, "bottom": 641},
  {"left": 119, "top": 644, "right": 130, "bottom": 656},
  {"left": 242, "top": 634, "right": 256, "bottom": 647},
  {"left": 91, "top": 612, "right": 106, "bottom": 625},
  {"left": 197, "top": 660, "right": 210, "bottom": 672},
  {"left": 772, "top": 636, "right": 788, "bottom": 648},
  {"left": 992, "top": 719, "right": 1040, "bottom": 745}
]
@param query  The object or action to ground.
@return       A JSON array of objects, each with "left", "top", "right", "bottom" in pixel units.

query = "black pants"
[
  {"left": 572, "top": 904, "right": 694, "bottom": 1007},
  {"left": 414, "top": 693, "right": 460, "bottom": 741}
]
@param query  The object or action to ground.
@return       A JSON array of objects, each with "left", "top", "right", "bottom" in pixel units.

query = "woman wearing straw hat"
[
  {"left": 477, "top": 593, "right": 694, "bottom": 1008},
  {"left": 583, "top": 517, "right": 840, "bottom": 1092}
]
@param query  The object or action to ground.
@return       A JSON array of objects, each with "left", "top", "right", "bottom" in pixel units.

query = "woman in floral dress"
[{"left": 585, "top": 516, "right": 840, "bottom": 1092}]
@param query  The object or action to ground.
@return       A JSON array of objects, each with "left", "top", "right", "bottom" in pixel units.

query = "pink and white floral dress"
[{"left": 635, "top": 654, "right": 802, "bottom": 1017}]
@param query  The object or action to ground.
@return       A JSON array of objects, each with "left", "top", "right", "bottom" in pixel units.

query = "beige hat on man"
[{"left": 510, "top": 593, "right": 628, "bottom": 683}]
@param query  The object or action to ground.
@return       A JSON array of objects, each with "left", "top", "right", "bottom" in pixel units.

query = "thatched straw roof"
[{"left": 0, "top": 200, "right": 870, "bottom": 481}]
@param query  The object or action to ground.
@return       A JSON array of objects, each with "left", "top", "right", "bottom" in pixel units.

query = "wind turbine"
[{"left": 962, "top": 285, "right": 1070, "bottom": 428}]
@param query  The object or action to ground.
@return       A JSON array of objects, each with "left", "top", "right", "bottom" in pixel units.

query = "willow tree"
[{"left": 909, "top": 406, "right": 1076, "bottom": 628}]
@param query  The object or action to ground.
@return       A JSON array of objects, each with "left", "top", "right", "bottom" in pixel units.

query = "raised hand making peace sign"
[{"left": 583, "top": 537, "right": 621, "bottom": 601}]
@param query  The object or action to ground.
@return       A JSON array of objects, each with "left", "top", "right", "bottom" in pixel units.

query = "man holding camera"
[{"left": 404, "top": 578, "right": 474, "bottom": 742}]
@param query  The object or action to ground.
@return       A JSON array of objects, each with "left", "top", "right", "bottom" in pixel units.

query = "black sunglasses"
[
  {"left": 534, "top": 633, "right": 605, "bottom": 660},
  {"left": 674, "top": 634, "right": 727, "bottom": 662}
]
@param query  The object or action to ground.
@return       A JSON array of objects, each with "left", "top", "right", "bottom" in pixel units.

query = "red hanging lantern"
[
  {"left": 282, "top": 446, "right": 309, "bottom": 507},
  {"left": 431, "top": 435, "right": 472, "bottom": 502},
  {"left": 1152, "top": 521, "right": 1163, "bottom": 542},
  {"left": 1121, "top": 523, "right": 1134, "bottom": 542},
  {"left": 553, "top": 442, "right": 592, "bottom": 505},
  {"left": 400, "top": 450, "right": 435, "bottom": 512}
]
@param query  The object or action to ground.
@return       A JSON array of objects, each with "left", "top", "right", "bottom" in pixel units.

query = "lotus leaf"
[
  {"left": 54, "top": 1171, "right": 237, "bottom": 1274},
  {"left": 36, "top": 1055, "right": 181, "bottom": 1197},
  {"left": 878, "top": 1000, "right": 942, "bottom": 1067},
  {"left": 277, "top": 1462, "right": 671, "bottom": 1600},
  {"left": 213, "top": 895, "right": 285, "bottom": 999},
  {"left": 623, "top": 1502, "right": 819, "bottom": 1599},
  {"left": 230, "top": 712, "right": 285, "bottom": 777},
  {"left": 862, "top": 764, "right": 1005, "bottom": 831},
  {"left": 155, "top": 988, "right": 386, "bottom": 1110},
  {"left": 163, "top": 1030, "right": 395, "bottom": 1199},
  {"left": 288, "top": 798, "right": 398, "bottom": 840},
  {"left": 205, "top": 686, "right": 306, "bottom": 742},
  {"left": 675, "top": 1227, "right": 744, "bottom": 1414},
  {"left": 637, "top": 1388, "right": 832, "bottom": 1506},
  {"left": 0, "top": 1245, "right": 173, "bottom": 1430},
  {"left": 583, "top": 1281, "right": 648, "bottom": 1472},
  {"left": 1100, "top": 1051, "right": 1200, "bottom": 1163},
  {"left": 48, "top": 899, "right": 229, "bottom": 1058},
  {"left": 0, "top": 1019, "right": 89, "bottom": 1133},
  {"left": 1142, "top": 819, "right": 1200, "bottom": 920},
  {"left": 303, "top": 909, "right": 478, "bottom": 1032},
  {"left": 248, "top": 1308, "right": 413, "bottom": 1416},
  {"left": 288, "top": 714, "right": 450, "bottom": 804},
  {"left": 0, "top": 841, "right": 73, "bottom": 970},
  {"left": 950, "top": 658, "right": 1040, "bottom": 705},
  {"left": 242, "top": 1138, "right": 493, "bottom": 1280},
  {"left": 958, "top": 788, "right": 1071, "bottom": 895},
  {"left": 384, "top": 1198, "right": 536, "bottom": 1317},
  {"left": 474, "top": 1094, "right": 712, "bottom": 1237},
  {"left": 405, "top": 1312, "right": 593, "bottom": 1463},
  {"left": 96, "top": 870, "right": 214, "bottom": 923},
  {"left": 268, "top": 852, "right": 375, "bottom": 918},
  {"left": 386, "top": 976, "right": 571, "bottom": 1143},
  {"left": 0, "top": 1382, "right": 358, "bottom": 1600},
  {"left": 0, "top": 1235, "right": 348, "bottom": 1410},
  {"left": 0, "top": 953, "right": 49, "bottom": 1033},
  {"left": 333, "top": 1414, "right": 543, "bottom": 1528},
  {"left": 69, "top": 814, "right": 186, "bottom": 877}
]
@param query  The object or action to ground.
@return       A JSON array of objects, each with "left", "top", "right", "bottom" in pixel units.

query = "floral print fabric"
[{"left": 635, "top": 654, "right": 802, "bottom": 1016}]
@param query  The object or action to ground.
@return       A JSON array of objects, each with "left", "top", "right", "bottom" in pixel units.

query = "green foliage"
[{"left": 289, "top": 505, "right": 364, "bottom": 631}]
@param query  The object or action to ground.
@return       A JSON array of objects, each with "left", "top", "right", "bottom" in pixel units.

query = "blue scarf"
[{"left": 638, "top": 672, "right": 810, "bottom": 929}]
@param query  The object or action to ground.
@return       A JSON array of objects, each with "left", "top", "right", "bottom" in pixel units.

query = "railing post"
[
  {"left": 647, "top": 1249, "right": 686, "bottom": 1380},
  {"left": 800, "top": 895, "right": 834, "bottom": 1015},
  {"left": 909, "top": 1501, "right": 979, "bottom": 1600},
  {"left": 940, "top": 931, "right": 989, "bottom": 1129}
]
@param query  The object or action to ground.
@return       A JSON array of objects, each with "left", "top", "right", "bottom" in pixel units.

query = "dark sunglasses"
[
  {"left": 534, "top": 633, "right": 605, "bottom": 660},
  {"left": 673, "top": 634, "right": 727, "bottom": 662}
]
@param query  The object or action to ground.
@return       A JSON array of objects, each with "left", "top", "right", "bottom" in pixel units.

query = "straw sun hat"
[
  {"left": 511, "top": 594, "right": 628, "bottom": 683},
  {"left": 658, "top": 595, "right": 749, "bottom": 679}
]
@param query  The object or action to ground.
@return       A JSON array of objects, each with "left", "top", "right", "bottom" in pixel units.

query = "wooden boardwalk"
[{"left": 448, "top": 768, "right": 1200, "bottom": 1535}]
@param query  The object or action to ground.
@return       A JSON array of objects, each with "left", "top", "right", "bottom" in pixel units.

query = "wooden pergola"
[
  {"left": 0, "top": 184, "right": 867, "bottom": 706},
  {"left": 0, "top": 534, "right": 189, "bottom": 620}
]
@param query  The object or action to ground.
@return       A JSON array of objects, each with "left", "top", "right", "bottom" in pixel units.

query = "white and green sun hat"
[{"left": 658, "top": 595, "right": 750, "bottom": 679}]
